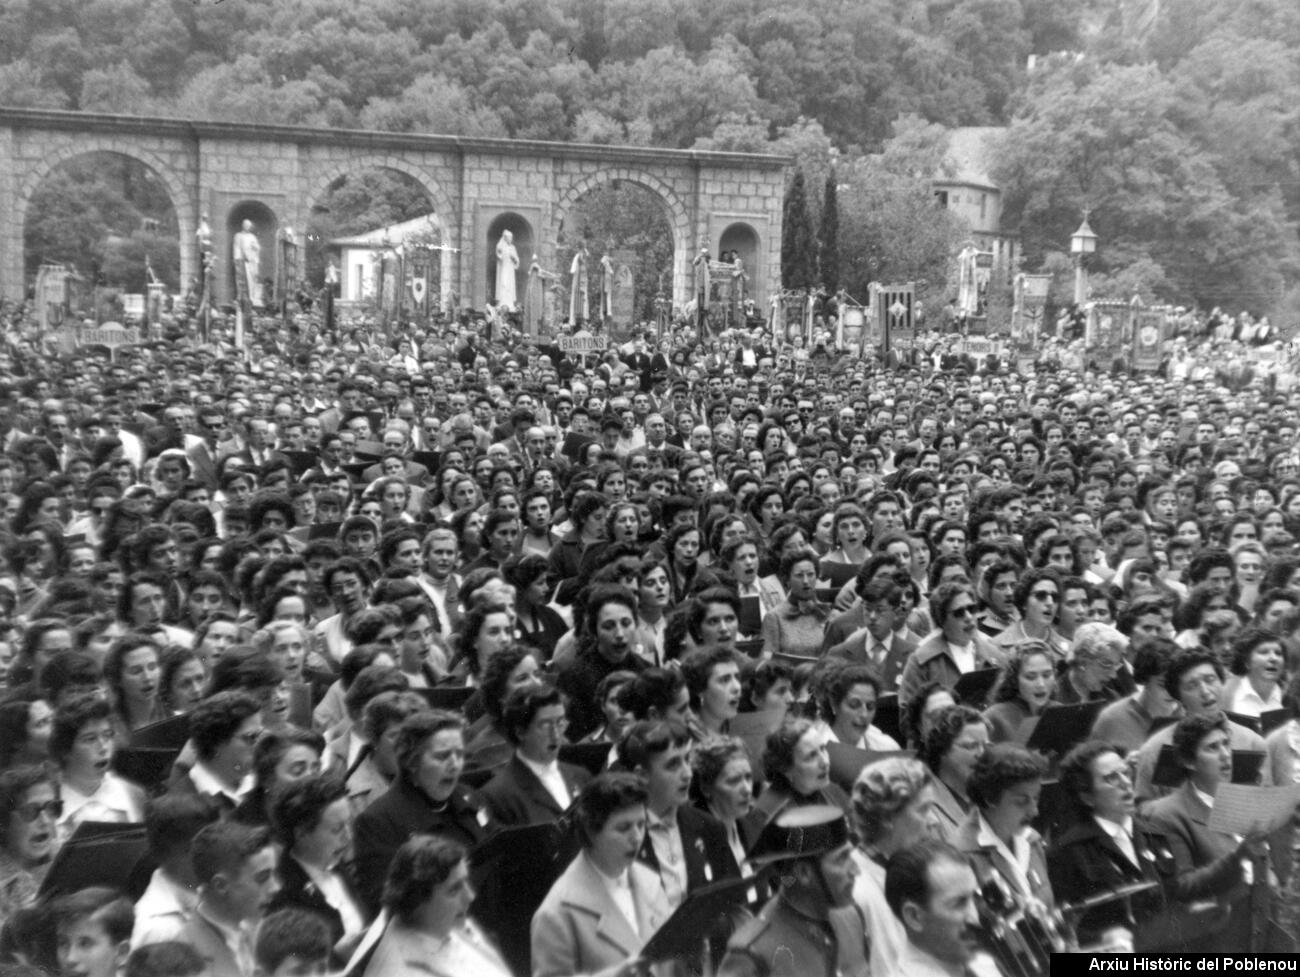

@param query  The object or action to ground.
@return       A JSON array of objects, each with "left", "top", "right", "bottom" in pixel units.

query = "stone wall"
[{"left": 0, "top": 107, "right": 788, "bottom": 315}]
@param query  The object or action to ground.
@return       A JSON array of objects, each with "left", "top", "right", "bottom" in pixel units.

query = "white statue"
[
  {"left": 569, "top": 244, "right": 590, "bottom": 324},
  {"left": 495, "top": 230, "right": 520, "bottom": 309},
  {"left": 232, "top": 219, "right": 262, "bottom": 307}
]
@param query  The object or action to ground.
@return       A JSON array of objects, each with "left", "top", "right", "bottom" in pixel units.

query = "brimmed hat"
[{"left": 747, "top": 805, "right": 850, "bottom": 866}]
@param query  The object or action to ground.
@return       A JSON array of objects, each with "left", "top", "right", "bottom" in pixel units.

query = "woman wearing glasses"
[
  {"left": 0, "top": 764, "right": 61, "bottom": 925},
  {"left": 921, "top": 704, "right": 991, "bottom": 842},
  {"left": 1048, "top": 740, "right": 1175, "bottom": 952},
  {"left": 992, "top": 568, "right": 1071, "bottom": 662},
  {"left": 899, "top": 581, "right": 1007, "bottom": 715}
]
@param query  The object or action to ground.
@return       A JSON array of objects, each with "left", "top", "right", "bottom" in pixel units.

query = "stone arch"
[
  {"left": 552, "top": 168, "right": 693, "bottom": 309},
  {"left": 306, "top": 156, "right": 457, "bottom": 232},
  {"left": 305, "top": 155, "right": 457, "bottom": 309},
  {"left": 15, "top": 140, "right": 196, "bottom": 290},
  {"left": 718, "top": 221, "right": 763, "bottom": 303}
]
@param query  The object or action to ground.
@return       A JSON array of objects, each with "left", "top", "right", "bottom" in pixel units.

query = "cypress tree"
[
  {"left": 781, "top": 169, "right": 817, "bottom": 290},
  {"left": 820, "top": 171, "right": 839, "bottom": 293}
]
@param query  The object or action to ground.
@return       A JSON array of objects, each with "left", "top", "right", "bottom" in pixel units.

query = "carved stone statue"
[
  {"left": 525, "top": 255, "right": 558, "bottom": 336},
  {"left": 569, "top": 244, "right": 589, "bottom": 324},
  {"left": 495, "top": 230, "right": 520, "bottom": 309},
  {"left": 232, "top": 219, "right": 262, "bottom": 307},
  {"left": 599, "top": 253, "right": 615, "bottom": 320}
]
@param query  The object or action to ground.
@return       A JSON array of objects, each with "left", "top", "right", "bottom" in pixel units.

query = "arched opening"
[
  {"left": 225, "top": 200, "right": 279, "bottom": 309},
  {"left": 307, "top": 168, "right": 440, "bottom": 313},
  {"left": 22, "top": 151, "right": 180, "bottom": 305},
  {"left": 486, "top": 212, "right": 533, "bottom": 310},
  {"left": 556, "top": 180, "right": 674, "bottom": 329},
  {"left": 719, "top": 222, "right": 761, "bottom": 298}
]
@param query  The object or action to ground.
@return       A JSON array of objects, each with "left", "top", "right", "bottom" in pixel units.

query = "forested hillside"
[{"left": 4, "top": 0, "right": 1299, "bottom": 314}]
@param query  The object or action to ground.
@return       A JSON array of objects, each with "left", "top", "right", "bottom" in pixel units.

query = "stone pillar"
[{"left": 0, "top": 129, "right": 20, "bottom": 302}]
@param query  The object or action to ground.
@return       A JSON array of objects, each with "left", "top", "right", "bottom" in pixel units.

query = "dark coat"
[
  {"left": 556, "top": 646, "right": 648, "bottom": 742},
  {"left": 636, "top": 804, "right": 741, "bottom": 894},
  {"left": 267, "top": 853, "right": 368, "bottom": 952},
  {"left": 824, "top": 631, "right": 916, "bottom": 695},
  {"left": 353, "top": 776, "right": 491, "bottom": 915},
  {"left": 1046, "top": 816, "right": 1176, "bottom": 948},
  {"left": 480, "top": 754, "right": 591, "bottom": 827}
]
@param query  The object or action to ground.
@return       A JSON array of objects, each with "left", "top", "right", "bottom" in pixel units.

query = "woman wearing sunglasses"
[
  {"left": 899, "top": 581, "right": 1007, "bottom": 715},
  {"left": 0, "top": 764, "right": 62, "bottom": 925}
]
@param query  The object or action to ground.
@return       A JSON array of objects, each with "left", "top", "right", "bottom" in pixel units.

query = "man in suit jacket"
[
  {"left": 481, "top": 684, "right": 592, "bottom": 827},
  {"left": 176, "top": 820, "right": 281, "bottom": 977},
  {"left": 825, "top": 578, "right": 915, "bottom": 695},
  {"left": 619, "top": 719, "right": 740, "bottom": 908},
  {"left": 1143, "top": 761, "right": 1265, "bottom": 952}
]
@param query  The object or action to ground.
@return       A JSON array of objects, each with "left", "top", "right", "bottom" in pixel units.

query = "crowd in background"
[{"left": 0, "top": 296, "right": 1295, "bottom": 975}]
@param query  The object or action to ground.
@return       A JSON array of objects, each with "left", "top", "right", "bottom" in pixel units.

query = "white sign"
[
  {"left": 121, "top": 294, "right": 145, "bottom": 320},
  {"left": 558, "top": 331, "right": 607, "bottom": 354},
  {"left": 79, "top": 322, "right": 140, "bottom": 349}
]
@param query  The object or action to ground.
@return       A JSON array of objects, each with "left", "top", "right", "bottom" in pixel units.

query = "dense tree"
[
  {"left": 23, "top": 153, "right": 180, "bottom": 291},
  {"left": 781, "top": 170, "right": 817, "bottom": 290},
  {"left": 820, "top": 173, "right": 839, "bottom": 292},
  {"left": 4, "top": 0, "right": 1300, "bottom": 310}
]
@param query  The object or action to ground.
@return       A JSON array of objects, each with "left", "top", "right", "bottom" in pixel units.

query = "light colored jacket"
[{"left": 531, "top": 851, "right": 670, "bottom": 977}]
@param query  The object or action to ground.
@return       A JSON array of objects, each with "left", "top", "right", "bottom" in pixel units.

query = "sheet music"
[{"left": 1207, "top": 783, "right": 1300, "bottom": 835}]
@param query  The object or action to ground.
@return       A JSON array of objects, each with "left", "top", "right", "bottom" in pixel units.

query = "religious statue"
[
  {"left": 569, "top": 244, "right": 590, "bottom": 325},
  {"left": 196, "top": 213, "right": 212, "bottom": 253},
  {"left": 956, "top": 243, "right": 979, "bottom": 317},
  {"left": 731, "top": 255, "right": 748, "bottom": 307},
  {"left": 692, "top": 246, "right": 711, "bottom": 330},
  {"left": 524, "top": 255, "right": 558, "bottom": 337},
  {"left": 599, "top": 253, "right": 615, "bottom": 320},
  {"left": 232, "top": 219, "right": 262, "bottom": 307},
  {"left": 495, "top": 230, "right": 520, "bottom": 309}
]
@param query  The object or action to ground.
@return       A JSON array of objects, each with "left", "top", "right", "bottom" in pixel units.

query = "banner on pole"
[
  {"left": 1131, "top": 310, "right": 1165, "bottom": 372},
  {"left": 875, "top": 283, "right": 915, "bottom": 353}
]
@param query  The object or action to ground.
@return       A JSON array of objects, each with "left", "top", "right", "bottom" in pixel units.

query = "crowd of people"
[{"left": 0, "top": 293, "right": 1296, "bottom": 977}]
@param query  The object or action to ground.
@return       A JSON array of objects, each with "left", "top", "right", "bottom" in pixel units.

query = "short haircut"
[
  {"left": 50, "top": 693, "right": 114, "bottom": 766},
  {"left": 480, "top": 645, "right": 538, "bottom": 723},
  {"left": 1132, "top": 637, "right": 1180, "bottom": 685},
  {"left": 50, "top": 885, "right": 134, "bottom": 944},
  {"left": 617, "top": 718, "right": 692, "bottom": 771},
  {"left": 0, "top": 764, "right": 52, "bottom": 826},
  {"left": 188, "top": 690, "right": 262, "bottom": 762},
  {"left": 884, "top": 838, "right": 971, "bottom": 919},
  {"left": 680, "top": 647, "right": 740, "bottom": 710},
  {"left": 692, "top": 735, "right": 751, "bottom": 792},
  {"left": 762, "top": 716, "right": 817, "bottom": 788},
  {"left": 968, "top": 743, "right": 1047, "bottom": 808},
  {"left": 362, "top": 690, "right": 429, "bottom": 744},
  {"left": 852, "top": 756, "right": 932, "bottom": 844},
  {"left": 190, "top": 820, "right": 272, "bottom": 886},
  {"left": 395, "top": 710, "right": 464, "bottom": 782},
  {"left": 1057, "top": 740, "right": 1124, "bottom": 817},
  {"left": 686, "top": 587, "right": 741, "bottom": 643},
  {"left": 921, "top": 705, "right": 988, "bottom": 772},
  {"left": 254, "top": 908, "right": 332, "bottom": 973},
  {"left": 572, "top": 772, "right": 648, "bottom": 847},
  {"left": 1164, "top": 649, "right": 1224, "bottom": 704},
  {"left": 618, "top": 667, "right": 686, "bottom": 720},
  {"left": 343, "top": 663, "right": 408, "bottom": 720},
  {"left": 125, "top": 942, "right": 206, "bottom": 977},
  {"left": 501, "top": 682, "right": 565, "bottom": 745},
  {"left": 270, "top": 773, "right": 348, "bottom": 848},
  {"left": 381, "top": 835, "right": 467, "bottom": 924},
  {"left": 1172, "top": 712, "right": 1230, "bottom": 774},
  {"left": 144, "top": 793, "right": 219, "bottom": 862}
]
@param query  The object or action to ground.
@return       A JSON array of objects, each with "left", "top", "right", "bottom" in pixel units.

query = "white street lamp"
[{"left": 1070, "top": 211, "right": 1097, "bottom": 306}]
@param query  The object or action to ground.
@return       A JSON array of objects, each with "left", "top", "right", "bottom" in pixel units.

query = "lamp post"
[{"left": 1070, "top": 211, "right": 1097, "bottom": 306}]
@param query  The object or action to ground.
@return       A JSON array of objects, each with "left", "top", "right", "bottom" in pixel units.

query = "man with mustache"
[{"left": 884, "top": 838, "right": 994, "bottom": 977}]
